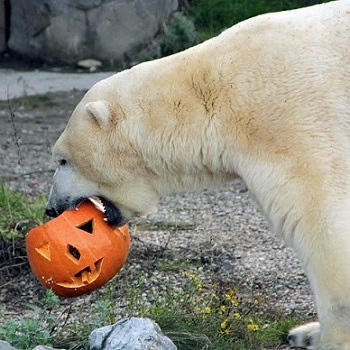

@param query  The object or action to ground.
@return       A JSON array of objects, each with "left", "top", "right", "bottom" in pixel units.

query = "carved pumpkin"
[{"left": 26, "top": 201, "right": 130, "bottom": 297}]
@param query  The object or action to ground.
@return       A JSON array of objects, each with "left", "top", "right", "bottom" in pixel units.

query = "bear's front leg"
[
  {"left": 238, "top": 157, "right": 350, "bottom": 349},
  {"left": 287, "top": 217, "right": 350, "bottom": 350},
  {"left": 243, "top": 160, "right": 350, "bottom": 349}
]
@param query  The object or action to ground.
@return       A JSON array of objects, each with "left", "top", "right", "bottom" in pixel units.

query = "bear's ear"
[{"left": 85, "top": 100, "right": 111, "bottom": 128}]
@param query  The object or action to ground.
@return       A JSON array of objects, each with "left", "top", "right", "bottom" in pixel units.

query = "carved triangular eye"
[
  {"left": 35, "top": 241, "right": 51, "bottom": 261},
  {"left": 77, "top": 219, "right": 94, "bottom": 234}
]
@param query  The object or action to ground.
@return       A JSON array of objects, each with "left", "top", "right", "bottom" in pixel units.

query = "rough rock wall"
[{"left": 8, "top": 0, "right": 178, "bottom": 65}]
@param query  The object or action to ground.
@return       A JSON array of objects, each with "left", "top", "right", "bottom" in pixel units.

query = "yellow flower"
[
  {"left": 225, "top": 289, "right": 236, "bottom": 301},
  {"left": 253, "top": 299, "right": 259, "bottom": 305},
  {"left": 196, "top": 283, "right": 203, "bottom": 291},
  {"left": 231, "top": 297, "right": 239, "bottom": 307},
  {"left": 247, "top": 319, "right": 259, "bottom": 331},
  {"left": 224, "top": 293, "right": 232, "bottom": 301},
  {"left": 189, "top": 273, "right": 198, "bottom": 281},
  {"left": 219, "top": 305, "right": 227, "bottom": 313},
  {"left": 220, "top": 319, "right": 228, "bottom": 329},
  {"left": 204, "top": 306, "right": 211, "bottom": 314},
  {"left": 211, "top": 292, "right": 219, "bottom": 300},
  {"left": 233, "top": 312, "right": 241, "bottom": 320},
  {"left": 247, "top": 323, "right": 260, "bottom": 331}
]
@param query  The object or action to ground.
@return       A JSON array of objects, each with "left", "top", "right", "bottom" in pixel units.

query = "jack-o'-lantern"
[{"left": 26, "top": 201, "right": 130, "bottom": 297}]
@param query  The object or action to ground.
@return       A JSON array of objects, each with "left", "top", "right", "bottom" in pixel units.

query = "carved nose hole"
[
  {"left": 77, "top": 219, "right": 94, "bottom": 234},
  {"left": 68, "top": 244, "right": 81, "bottom": 260}
]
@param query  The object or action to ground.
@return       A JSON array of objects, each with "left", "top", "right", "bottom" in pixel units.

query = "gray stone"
[
  {"left": 8, "top": 0, "right": 178, "bottom": 66},
  {"left": 77, "top": 58, "right": 102, "bottom": 70},
  {"left": 0, "top": 340, "right": 16, "bottom": 350},
  {"left": 89, "top": 317, "right": 177, "bottom": 350}
]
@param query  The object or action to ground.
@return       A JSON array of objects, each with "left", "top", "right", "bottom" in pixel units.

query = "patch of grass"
[
  {"left": 81, "top": 264, "right": 305, "bottom": 350},
  {"left": 0, "top": 91, "right": 78, "bottom": 112},
  {"left": 257, "top": 317, "right": 303, "bottom": 343},
  {"left": 1, "top": 263, "right": 305, "bottom": 350},
  {"left": 0, "top": 186, "right": 45, "bottom": 237},
  {"left": 0, "top": 290, "right": 59, "bottom": 349},
  {"left": 0, "top": 93, "right": 56, "bottom": 110},
  {"left": 0, "top": 186, "right": 46, "bottom": 279},
  {"left": 155, "top": 258, "right": 201, "bottom": 273},
  {"left": 146, "top": 271, "right": 295, "bottom": 349},
  {"left": 18, "top": 94, "right": 56, "bottom": 109}
]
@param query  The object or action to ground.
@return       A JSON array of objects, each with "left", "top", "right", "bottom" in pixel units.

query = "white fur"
[{"left": 47, "top": 2, "right": 350, "bottom": 348}]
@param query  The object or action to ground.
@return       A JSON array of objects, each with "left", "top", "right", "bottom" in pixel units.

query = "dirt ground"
[{"left": 0, "top": 89, "right": 316, "bottom": 348}]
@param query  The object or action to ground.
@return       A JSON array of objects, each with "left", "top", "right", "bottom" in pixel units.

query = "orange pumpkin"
[{"left": 26, "top": 201, "right": 130, "bottom": 297}]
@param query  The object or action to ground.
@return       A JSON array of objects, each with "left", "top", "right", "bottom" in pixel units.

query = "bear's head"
[
  {"left": 45, "top": 80, "right": 160, "bottom": 226},
  {"left": 45, "top": 57, "right": 232, "bottom": 226}
]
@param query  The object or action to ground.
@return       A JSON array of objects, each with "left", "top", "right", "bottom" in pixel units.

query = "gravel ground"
[{"left": 0, "top": 89, "right": 316, "bottom": 348}]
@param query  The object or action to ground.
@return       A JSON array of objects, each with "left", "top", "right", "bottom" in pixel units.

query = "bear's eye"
[{"left": 58, "top": 159, "right": 67, "bottom": 166}]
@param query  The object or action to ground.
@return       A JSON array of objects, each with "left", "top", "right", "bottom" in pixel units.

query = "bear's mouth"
[{"left": 88, "top": 196, "right": 124, "bottom": 227}]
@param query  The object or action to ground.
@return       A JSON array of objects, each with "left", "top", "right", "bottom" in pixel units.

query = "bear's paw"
[{"left": 288, "top": 322, "right": 320, "bottom": 349}]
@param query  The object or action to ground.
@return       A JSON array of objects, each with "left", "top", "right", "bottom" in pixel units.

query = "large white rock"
[
  {"left": 0, "top": 341, "right": 16, "bottom": 350},
  {"left": 89, "top": 317, "right": 177, "bottom": 350}
]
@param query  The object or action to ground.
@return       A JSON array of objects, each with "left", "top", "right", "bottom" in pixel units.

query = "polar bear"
[{"left": 46, "top": 1, "right": 350, "bottom": 348}]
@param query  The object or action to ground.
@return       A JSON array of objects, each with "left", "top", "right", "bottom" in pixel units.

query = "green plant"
[
  {"left": 0, "top": 186, "right": 45, "bottom": 237},
  {"left": 190, "top": 0, "right": 329, "bottom": 39},
  {"left": 0, "top": 186, "right": 46, "bottom": 279},
  {"left": 0, "top": 290, "right": 59, "bottom": 349},
  {"left": 161, "top": 12, "right": 200, "bottom": 56}
]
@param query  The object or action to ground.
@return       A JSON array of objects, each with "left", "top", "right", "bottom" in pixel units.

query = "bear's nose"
[{"left": 45, "top": 207, "right": 59, "bottom": 218}]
